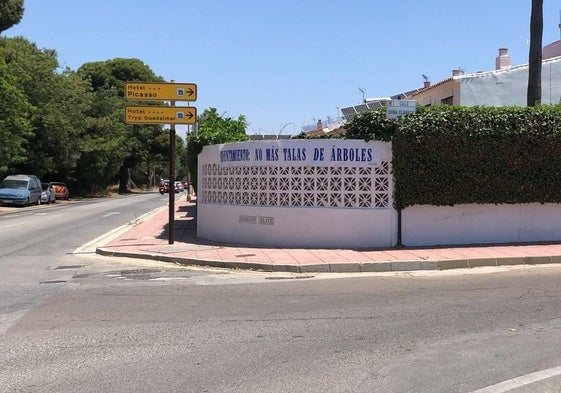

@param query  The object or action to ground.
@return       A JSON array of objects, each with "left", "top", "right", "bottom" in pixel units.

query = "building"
[
  {"left": 304, "top": 119, "right": 346, "bottom": 138},
  {"left": 338, "top": 39, "right": 561, "bottom": 124},
  {"left": 413, "top": 46, "right": 561, "bottom": 106},
  {"left": 340, "top": 91, "right": 420, "bottom": 123}
]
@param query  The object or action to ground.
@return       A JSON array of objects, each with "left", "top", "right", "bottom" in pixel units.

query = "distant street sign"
[
  {"left": 386, "top": 99, "right": 417, "bottom": 119},
  {"left": 125, "top": 82, "right": 197, "bottom": 101},
  {"left": 125, "top": 106, "right": 197, "bottom": 125}
]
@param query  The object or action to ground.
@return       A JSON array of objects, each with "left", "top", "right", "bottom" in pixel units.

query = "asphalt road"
[{"left": 1, "top": 194, "right": 561, "bottom": 392}]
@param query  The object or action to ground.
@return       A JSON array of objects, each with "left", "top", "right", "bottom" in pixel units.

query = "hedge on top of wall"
[{"left": 344, "top": 105, "right": 561, "bottom": 209}]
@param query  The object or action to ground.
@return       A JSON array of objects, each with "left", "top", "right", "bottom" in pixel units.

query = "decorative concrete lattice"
[{"left": 200, "top": 161, "right": 392, "bottom": 209}]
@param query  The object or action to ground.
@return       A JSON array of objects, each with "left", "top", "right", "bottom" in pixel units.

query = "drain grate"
[
  {"left": 53, "top": 265, "right": 84, "bottom": 270},
  {"left": 40, "top": 280, "right": 67, "bottom": 284},
  {"left": 119, "top": 269, "right": 161, "bottom": 275},
  {"left": 265, "top": 276, "right": 314, "bottom": 280},
  {"left": 72, "top": 273, "right": 91, "bottom": 279}
]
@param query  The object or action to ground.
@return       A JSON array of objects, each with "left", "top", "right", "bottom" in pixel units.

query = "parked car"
[
  {"left": 41, "top": 182, "right": 56, "bottom": 204},
  {"left": 0, "top": 174, "right": 42, "bottom": 206},
  {"left": 50, "top": 182, "right": 69, "bottom": 200},
  {"left": 174, "top": 181, "right": 184, "bottom": 193},
  {"left": 181, "top": 180, "right": 189, "bottom": 190}
]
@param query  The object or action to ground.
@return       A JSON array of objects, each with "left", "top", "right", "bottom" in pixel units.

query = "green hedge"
[{"left": 344, "top": 105, "right": 561, "bottom": 209}]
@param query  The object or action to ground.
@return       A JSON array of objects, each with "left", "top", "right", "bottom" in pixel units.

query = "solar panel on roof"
[
  {"left": 390, "top": 90, "right": 420, "bottom": 100},
  {"left": 341, "top": 106, "right": 358, "bottom": 121},
  {"left": 366, "top": 102, "right": 382, "bottom": 109}
]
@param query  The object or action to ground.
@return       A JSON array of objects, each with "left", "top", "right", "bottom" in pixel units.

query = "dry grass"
[{"left": 83, "top": 184, "right": 157, "bottom": 198}]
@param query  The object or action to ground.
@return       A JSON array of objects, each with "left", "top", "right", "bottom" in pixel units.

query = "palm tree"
[{"left": 527, "top": 0, "right": 543, "bottom": 106}]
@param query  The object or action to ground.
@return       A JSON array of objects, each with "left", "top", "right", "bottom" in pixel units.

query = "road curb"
[
  {"left": 95, "top": 247, "right": 561, "bottom": 273},
  {"left": 89, "top": 205, "right": 169, "bottom": 250}
]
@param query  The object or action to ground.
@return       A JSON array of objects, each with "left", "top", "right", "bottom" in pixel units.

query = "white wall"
[
  {"left": 197, "top": 140, "right": 561, "bottom": 249},
  {"left": 460, "top": 58, "right": 561, "bottom": 106},
  {"left": 198, "top": 204, "right": 396, "bottom": 248},
  {"left": 197, "top": 140, "right": 397, "bottom": 248},
  {"left": 402, "top": 203, "right": 561, "bottom": 246}
]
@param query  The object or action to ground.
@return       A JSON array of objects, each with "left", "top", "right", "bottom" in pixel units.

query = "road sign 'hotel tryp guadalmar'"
[
  {"left": 125, "top": 106, "right": 196, "bottom": 125},
  {"left": 124, "top": 81, "right": 197, "bottom": 125}
]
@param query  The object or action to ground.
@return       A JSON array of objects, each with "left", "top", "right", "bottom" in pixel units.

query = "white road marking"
[
  {"left": 102, "top": 212, "right": 121, "bottom": 218},
  {"left": 471, "top": 365, "right": 561, "bottom": 392},
  {"left": 0, "top": 310, "right": 28, "bottom": 336},
  {"left": 72, "top": 223, "right": 131, "bottom": 254},
  {"left": 72, "top": 205, "right": 166, "bottom": 255},
  {"left": 4, "top": 222, "right": 24, "bottom": 228}
]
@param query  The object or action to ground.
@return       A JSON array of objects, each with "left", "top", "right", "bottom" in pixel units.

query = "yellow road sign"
[
  {"left": 125, "top": 106, "right": 197, "bottom": 125},
  {"left": 125, "top": 82, "right": 197, "bottom": 101}
]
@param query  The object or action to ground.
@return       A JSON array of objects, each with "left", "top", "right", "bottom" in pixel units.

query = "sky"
[{"left": 5, "top": 0, "right": 561, "bottom": 138}]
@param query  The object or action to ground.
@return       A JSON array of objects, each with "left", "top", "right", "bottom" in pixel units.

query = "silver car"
[
  {"left": 41, "top": 183, "right": 56, "bottom": 204},
  {"left": 174, "top": 181, "right": 184, "bottom": 193}
]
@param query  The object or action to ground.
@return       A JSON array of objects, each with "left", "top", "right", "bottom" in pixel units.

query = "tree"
[
  {"left": 75, "top": 120, "right": 130, "bottom": 194},
  {"left": 27, "top": 69, "right": 93, "bottom": 182},
  {"left": 186, "top": 108, "right": 248, "bottom": 191},
  {"left": 77, "top": 58, "right": 164, "bottom": 193},
  {"left": 0, "top": 36, "right": 95, "bottom": 182},
  {"left": 0, "top": 0, "right": 24, "bottom": 33},
  {"left": 149, "top": 131, "right": 175, "bottom": 186},
  {"left": 527, "top": 0, "right": 543, "bottom": 106},
  {"left": 0, "top": 59, "right": 32, "bottom": 174},
  {"left": 343, "top": 107, "right": 397, "bottom": 142},
  {"left": 0, "top": 36, "right": 92, "bottom": 180}
]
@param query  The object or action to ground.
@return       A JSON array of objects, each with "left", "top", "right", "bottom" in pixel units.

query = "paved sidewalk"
[{"left": 96, "top": 197, "right": 561, "bottom": 273}]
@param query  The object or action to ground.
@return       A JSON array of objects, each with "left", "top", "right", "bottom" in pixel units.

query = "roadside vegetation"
[
  {"left": 344, "top": 105, "right": 561, "bottom": 208},
  {"left": 0, "top": 3, "right": 247, "bottom": 196},
  {"left": 0, "top": 0, "right": 545, "bottom": 200},
  {"left": 0, "top": 34, "right": 191, "bottom": 196}
]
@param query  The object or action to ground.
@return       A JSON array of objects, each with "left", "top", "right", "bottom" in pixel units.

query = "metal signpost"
[
  {"left": 124, "top": 81, "right": 197, "bottom": 244},
  {"left": 385, "top": 99, "right": 416, "bottom": 246}
]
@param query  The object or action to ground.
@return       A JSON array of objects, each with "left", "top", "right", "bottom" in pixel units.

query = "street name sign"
[
  {"left": 125, "top": 82, "right": 197, "bottom": 101},
  {"left": 125, "top": 106, "right": 197, "bottom": 125},
  {"left": 386, "top": 99, "right": 417, "bottom": 119}
]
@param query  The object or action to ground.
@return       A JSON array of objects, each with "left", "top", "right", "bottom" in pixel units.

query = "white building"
[
  {"left": 413, "top": 45, "right": 561, "bottom": 106},
  {"left": 339, "top": 40, "right": 561, "bottom": 122}
]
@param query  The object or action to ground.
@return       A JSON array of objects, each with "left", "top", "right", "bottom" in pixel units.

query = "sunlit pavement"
[{"left": 95, "top": 196, "right": 561, "bottom": 274}]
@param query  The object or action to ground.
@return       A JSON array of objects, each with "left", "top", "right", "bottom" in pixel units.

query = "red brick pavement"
[{"left": 96, "top": 198, "right": 561, "bottom": 273}]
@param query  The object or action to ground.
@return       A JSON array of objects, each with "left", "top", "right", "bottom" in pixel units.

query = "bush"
[{"left": 344, "top": 105, "right": 561, "bottom": 209}]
